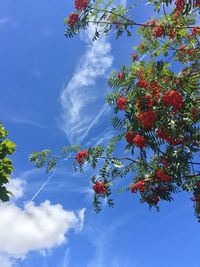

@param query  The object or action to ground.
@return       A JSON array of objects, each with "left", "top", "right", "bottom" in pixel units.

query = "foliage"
[
  {"left": 0, "top": 123, "right": 16, "bottom": 201},
  {"left": 30, "top": 0, "right": 200, "bottom": 221}
]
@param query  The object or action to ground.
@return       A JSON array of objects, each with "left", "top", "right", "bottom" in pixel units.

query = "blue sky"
[{"left": 0, "top": 0, "right": 200, "bottom": 266}]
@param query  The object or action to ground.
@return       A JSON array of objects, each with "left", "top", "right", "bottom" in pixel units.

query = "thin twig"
[{"left": 90, "top": 8, "right": 200, "bottom": 29}]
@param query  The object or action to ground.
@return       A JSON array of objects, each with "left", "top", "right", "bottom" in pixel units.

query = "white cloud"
[
  {"left": 60, "top": 24, "right": 113, "bottom": 144},
  {"left": 59, "top": 0, "right": 127, "bottom": 144},
  {"left": 0, "top": 254, "right": 13, "bottom": 267},
  {"left": 0, "top": 201, "right": 85, "bottom": 264},
  {"left": 6, "top": 178, "right": 26, "bottom": 200},
  {"left": 59, "top": 0, "right": 128, "bottom": 144}
]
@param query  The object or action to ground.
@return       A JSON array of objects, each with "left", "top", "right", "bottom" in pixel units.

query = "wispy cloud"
[
  {"left": 0, "top": 17, "right": 10, "bottom": 25},
  {"left": 85, "top": 216, "right": 135, "bottom": 267},
  {"left": 30, "top": 69, "right": 41, "bottom": 79},
  {"left": 11, "top": 117, "right": 46, "bottom": 129},
  {"left": 59, "top": 0, "right": 128, "bottom": 144},
  {"left": 85, "top": 128, "right": 114, "bottom": 147},
  {"left": 79, "top": 103, "right": 110, "bottom": 144},
  {"left": 60, "top": 248, "right": 70, "bottom": 267},
  {"left": 0, "top": 17, "right": 18, "bottom": 30},
  {"left": 59, "top": 25, "right": 113, "bottom": 144},
  {"left": 1, "top": 113, "right": 46, "bottom": 129}
]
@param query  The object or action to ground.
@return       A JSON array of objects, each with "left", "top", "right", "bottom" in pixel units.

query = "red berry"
[
  {"left": 131, "top": 52, "right": 137, "bottom": 61},
  {"left": 68, "top": 13, "right": 79, "bottom": 27},
  {"left": 125, "top": 131, "right": 136, "bottom": 143},
  {"left": 75, "top": 150, "right": 88, "bottom": 164},
  {"left": 156, "top": 170, "right": 172, "bottom": 182},
  {"left": 75, "top": 0, "right": 88, "bottom": 10},
  {"left": 138, "top": 110, "right": 157, "bottom": 130},
  {"left": 133, "top": 135, "right": 147, "bottom": 148},
  {"left": 93, "top": 181, "right": 107, "bottom": 194},
  {"left": 116, "top": 97, "right": 127, "bottom": 110}
]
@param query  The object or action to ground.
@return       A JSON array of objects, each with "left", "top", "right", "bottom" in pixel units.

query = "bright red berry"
[
  {"left": 75, "top": 0, "right": 88, "bottom": 10},
  {"left": 156, "top": 170, "right": 172, "bottom": 182},
  {"left": 75, "top": 150, "right": 88, "bottom": 164},
  {"left": 68, "top": 13, "right": 79, "bottom": 27},
  {"left": 133, "top": 134, "right": 147, "bottom": 148},
  {"left": 93, "top": 181, "right": 107, "bottom": 194},
  {"left": 117, "top": 72, "right": 124, "bottom": 80},
  {"left": 116, "top": 97, "right": 127, "bottom": 110},
  {"left": 162, "top": 90, "right": 184, "bottom": 111},
  {"left": 153, "top": 25, "right": 164, "bottom": 38},
  {"left": 138, "top": 110, "right": 157, "bottom": 130},
  {"left": 191, "top": 27, "right": 200, "bottom": 36},
  {"left": 130, "top": 180, "right": 145, "bottom": 193},
  {"left": 125, "top": 131, "right": 136, "bottom": 143},
  {"left": 137, "top": 79, "right": 148, "bottom": 88},
  {"left": 175, "top": 0, "right": 185, "bottom": 10},
  {"left": 179, "top": 45, "right": 186, "bottom": 50}
]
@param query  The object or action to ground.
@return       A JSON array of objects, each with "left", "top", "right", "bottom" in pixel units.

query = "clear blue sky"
[{"left": 0, "top": 0, "right": 199, "bottom": 266}]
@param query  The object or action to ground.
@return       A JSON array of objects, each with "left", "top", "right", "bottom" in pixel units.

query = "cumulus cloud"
[
  {"left": 60, "top": 24, "right": 113, "bottom": 144},
  {"left": 6, "top": 178, "right": 26, "bottom": 200},
  {"left": 0, "top": 201, "right": 84, "bottom": 258},
  {"left": 0, "top": 254, "right": 13, "bottom": 267},
  {"left": 1, "top": 176, "right": 86, "bottom": 266}
]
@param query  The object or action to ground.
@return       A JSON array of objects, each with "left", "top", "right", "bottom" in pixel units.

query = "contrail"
[
  {"left": 77, "top": 50, "right": 149, "bottom": 145},
  {"left": 79, "top": 103, "right": 109, "bottom": 144},
  {"left": 27, "top": 104, "right": 108, "bottom": 202},
  {"left": 28, "top": 13, "right": 150, "bottom": 203},
  {"left": 29, "top": 168, "right": 57, "bottom": 202}
]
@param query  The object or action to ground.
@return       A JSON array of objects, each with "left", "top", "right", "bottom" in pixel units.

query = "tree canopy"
[
  {"left": 0, "top": 123, "right": 16, "bottom": 202},
  {"left": 29, "top": 0, "right": 200, "bottom": 221}
]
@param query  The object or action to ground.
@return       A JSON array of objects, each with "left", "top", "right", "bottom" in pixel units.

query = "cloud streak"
[
  {"left": 85, "top": 216, "right": 135, "bottom": 267},
  {"left": 0, "top": 17, "right": 10, "bottom": 25},
  {"left": 60, "top": 25, "right": 113, "bottom": 144},
  {"left": 79, "top": 103, "right": 110, "bottom": 144}
]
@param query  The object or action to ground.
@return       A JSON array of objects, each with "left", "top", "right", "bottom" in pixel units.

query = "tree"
[
  {"left": 29, "top": 0, "right": 200, "bottom": 221},
  {"left": 0, "top": 123, "right": 16, "bottom": 201}
]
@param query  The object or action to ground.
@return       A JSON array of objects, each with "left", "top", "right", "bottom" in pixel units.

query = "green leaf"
[
  {"left": 0, "top": 186, "right": 11, "bottom": 202},
  {"left": 111, "top": 158, "right": 124, "bottom": 168},
  {"left": 46, "top": 158, "right": 57, "bottom": 173}
]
